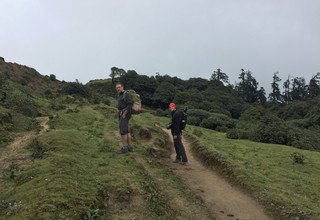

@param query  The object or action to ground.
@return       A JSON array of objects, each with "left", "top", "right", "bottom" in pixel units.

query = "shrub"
[
  {"left": 0, "top": 127, "right": 14, "bottom": 147},
  {"left": 200, "top": 113, "right": 235, "bottom": 130},
  {"left": 288, "top": 127, "right": 320, "bottom": 151},
  {"left": 63, "top": 82, "right": 90, "bottom": 98},
  {"left": 49, "top": 99, "right": 66, "bottom": 111},
  {"left": 5, "top": 91, "right": 39, "bottom": 117},
  {"left": 49, "top": 74, "right": 56, "bottom": 81},
  {"left": 101, "top": 97, "right": 111, "bottom": 105},
  {"left": 187, "top": 109, "right": 212, "bottom": 126},
  {"left": 188, "top": 116, "right": 201, "bottom": 126},
  {"left": 253, "top": 116, "right": 289, "bottom": 144},
  {"left": 226, "top": 129, "right": 238, "bottom": 139},
  {"left": 290, "top": 152, "right": 305, "bottom": 164},
  {"left": 153, "top": 109, "right": 170, "bottom": 117},
  {"left": 28, "top": 138, "right": 52, "bottom": 159},
  {"left": 44, "top": 90, "right": 54, "bottom": 98}
]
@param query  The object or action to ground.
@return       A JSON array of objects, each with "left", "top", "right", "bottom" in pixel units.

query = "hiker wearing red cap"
[{"left": 168, "top": 102, "right": 188, "bottom": 165}]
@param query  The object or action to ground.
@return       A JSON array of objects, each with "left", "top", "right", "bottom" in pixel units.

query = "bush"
[
  {"left": 49, "top": 99, "right": 66, "bottom": 111},
  {"left": 5, "top": 91, "right": 38, "bottom": 117},
  {"left": 288, "top": 127, "right": 320, "bottom": 151},
  {"left": 226, "top": 129, "right": 238, "bottom": 139},
  {"left": 200, "top": 113, "right": 235, "bottom": 130},
  {"left": 290, "top": 152, "right": 305, "bottom": 164},
  {"left": 28, "top": 138, "right": 52, "bottom": 159},
  {"left": 49, "top": 74, "right": 56, "bottom": 81},
  {"left": 44, "top": 90, "right": 54, "bottom": 98},
  {"left": 187, "top": 109, "right": 212, "bottom": 126},
  {"left": 253, "top": 116, "right": 289, "bottom": 144},
  {"left": 101, "top": 97, "right": 111, "bottom": 105},
  {"left": 153, "top": 109, "right": 170, "bottom": 117},
  {"left": 0, "top": 127, "right": 14, "bottom": 147},
  {"left": 63, "top": 82, "right": 90, "bottom": 98},
  {"left": 188, "top": 116, "right": 201, "bottom": 126}
]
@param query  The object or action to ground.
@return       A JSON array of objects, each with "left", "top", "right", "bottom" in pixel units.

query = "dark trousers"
[{"left": 173, "top": 135, "right": 188, "bottom": 162}]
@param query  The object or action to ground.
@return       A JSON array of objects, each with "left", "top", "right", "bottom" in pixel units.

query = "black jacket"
[{"left": 171, "top": 110, "right": 183, "bottom": 136}]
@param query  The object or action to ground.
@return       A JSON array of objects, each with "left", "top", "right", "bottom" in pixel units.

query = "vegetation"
[
  {"left": 1, "top": 58, "right": 320, "bottom": 219},
  {"left": 186, "top": 126, "right": 320, "bottom": 219}
]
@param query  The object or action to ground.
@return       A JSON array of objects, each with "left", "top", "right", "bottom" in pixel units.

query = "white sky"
[{"left": 1, "top": 0, "right": 319, "bottom": 92}]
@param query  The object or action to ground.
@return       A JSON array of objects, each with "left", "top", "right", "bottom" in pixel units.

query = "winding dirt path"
[
  {"left": 0, "top": 117, "right": 49, "bottom": 172},
  {"left": 162, "top": 128, "right": 272, "bottom": 220}
]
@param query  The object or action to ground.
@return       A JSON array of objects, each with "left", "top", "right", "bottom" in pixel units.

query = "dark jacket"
[
  {"left": 117, "top": 91, "right": 133, "bottom": 116},
  {"left": 171, "top": 110, "right": 183, "bottom": 136}
]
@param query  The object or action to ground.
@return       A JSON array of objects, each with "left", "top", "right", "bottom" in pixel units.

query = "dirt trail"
[
  {"left": 162, "top": 128, "right": 272, "bottom": 220},
  {"left": 135, "top": 155, "right": 214, "bottom": 219},
  {"left": 0, "top": 117, "right": 49, "bottom": 172}
]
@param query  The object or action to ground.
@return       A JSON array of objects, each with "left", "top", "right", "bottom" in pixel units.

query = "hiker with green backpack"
[
  {"left": 116, "top": 83, "right": 133, "bottom": 153},
  {"left": 115, "top": 83, "right": 141, "bottom": 154}
]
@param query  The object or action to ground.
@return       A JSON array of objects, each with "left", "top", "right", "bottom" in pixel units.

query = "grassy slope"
[
  {"left": 0, "top": 105, "right": 211, "bottom": 219},
  {"left": 186, "top": 126, "right": 320, "bottom": 218},
  {"left": 2, "top": 104, "right": 319, "bottom": 219}
]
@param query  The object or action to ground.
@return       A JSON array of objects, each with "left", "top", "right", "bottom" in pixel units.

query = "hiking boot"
[
  {"left": 181, "top": 161, "right": 188, "bottom": 166},
  {"left": 117, "top": 146, "right": 129, "bottom": 154},
  {"left": 172, "top": 159, "right": 180, "bottom": 163},
  {"left": 128, "top": 145, "right": 134, "bottom": 152}
]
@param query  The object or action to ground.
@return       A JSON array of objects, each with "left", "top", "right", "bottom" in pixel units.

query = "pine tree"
[
  {"left": 283, "top": 76, "right": 291, "bottom": 104},
  {"left": 210, "top": 68, "right": 229, "bottom": 84},
  {"left": 291, "top": 77, "right": 307, "bottom": 101},
  {"left": 308, "top": 72, "right": 320, "bottom": 98},
  {"left": 236, "top": 69, "right": 263, "bottom": 103},
  {"left": 269, "top": 72, "right": 282, "bottom": 103}
]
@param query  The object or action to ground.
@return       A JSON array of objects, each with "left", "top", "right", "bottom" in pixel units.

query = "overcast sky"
[{"left": 1, "top": 0, "right": 319, "bottom": 92}]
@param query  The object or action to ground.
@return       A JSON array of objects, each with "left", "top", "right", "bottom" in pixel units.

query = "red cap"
[{"left": 169, "top": 102, "right": 176, "bottom": 109}]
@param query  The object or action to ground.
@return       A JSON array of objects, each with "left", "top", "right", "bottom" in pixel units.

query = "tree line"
[{"left": 109, "top": 66, "right": 320, "bottom": 110}]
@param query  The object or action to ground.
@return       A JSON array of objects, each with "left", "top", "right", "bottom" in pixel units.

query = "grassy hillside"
[
  {"left": 0, "top": 60, "right": 61, "bottom": 95},
  {"left": 1, "top": 59, "right": 320, "bottom": 219},
  {"left": 0, "top": 104, "right": 212, "bottom": 219},
  {"left": 185, "top": 126, "right": 320, "bottom": 219}
]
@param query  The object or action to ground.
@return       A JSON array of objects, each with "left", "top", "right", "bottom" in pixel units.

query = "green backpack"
[{"left": 124, "top": 90, "right": 142, "bottom": 114}]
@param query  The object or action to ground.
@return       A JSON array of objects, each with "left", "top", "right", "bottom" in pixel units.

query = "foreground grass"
[
  {"left": 0, "top": 106, "right": 211, "bottom": 219},
  {"left": 187, "top": 126, "right": 320, "bottom": 219},
  {"left": 0, "top": 106, "right": 162, "bottom": 219}
]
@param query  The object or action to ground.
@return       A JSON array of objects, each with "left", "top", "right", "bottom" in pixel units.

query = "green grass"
[
  {"left": 4, "top": 106, "right": 319, "bottom": 219},
  {"left": 0, "top": 106, "right": 199, "bottom": 219},
  {"left": 186, "top": 126, "right": 320, "bottom": 218}
]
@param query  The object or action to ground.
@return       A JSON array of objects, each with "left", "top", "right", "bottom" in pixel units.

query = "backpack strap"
[{"left": 123, "top": 90, "right": 129, "bottom": 102}]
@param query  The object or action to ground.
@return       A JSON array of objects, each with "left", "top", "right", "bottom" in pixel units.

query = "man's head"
[
  {"left": 115, "top": 83, "right": 124, "bottom": 94},
  {"left": 169, "top": 102, "right": 176, "bottom": 111}
]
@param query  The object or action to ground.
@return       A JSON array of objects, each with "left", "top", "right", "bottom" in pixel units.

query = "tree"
[
  {"left": 185, "top": 78, "right": 209, "bottom": 91},
  {"left": 210, "top": 68, "right": 229, "bottom": 84},
  {"left": 153, "top": 82, "right": 176, "bottom": 109},
  {"left": 49, "top": 74, "right": 56, "bottom": 81},
  {"left": 283, "top": 76, "right": 291, "bottom": 103},
  {"left": 268, "top": 72, "right": 282, "bottom": 103},
  {"left": 308, "top": 72, "right": 320, "bottom": 98},
  {"left": 236, "top": 69, "right": 263, "bottom": 103},
  {"left": 291, "top": 77, "right": 308, "bottom": 101},
  {"left": 63, "top": 81, "right": 90, "bottom": 97},
  {"left": 110, "top": 67, "right": 126, "bottom": 84},
  {"left": 258, "top": 87, "right": 267, "bottom": 104}
]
